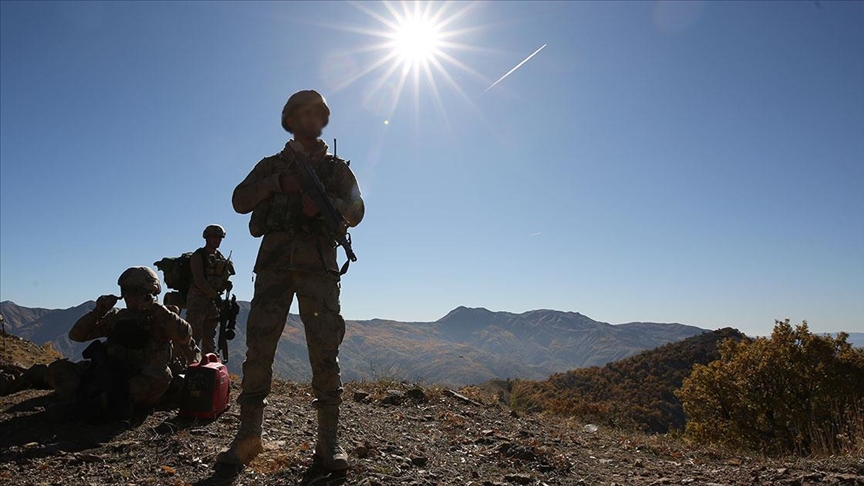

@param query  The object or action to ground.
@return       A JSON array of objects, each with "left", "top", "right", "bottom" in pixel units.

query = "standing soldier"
[
  {"left": 217, "top": 90, "right": 364, "bottom": 470},
  {"left": 186, "top": 224, "right": 235, "bottom": 356}
]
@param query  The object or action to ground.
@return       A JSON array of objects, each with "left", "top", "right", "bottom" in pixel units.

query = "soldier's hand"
[
  {"left": 95, "top": 294, "right": 119, "bottom": 315},
  {"left": 301, "top": 194, "right": 320, "bottom": 217},
  {"left": 279, "top": 173, "right": 303, "bottom": 194},
  {"left": 224, "top": 281, "right": 233, "bottom": 292}
]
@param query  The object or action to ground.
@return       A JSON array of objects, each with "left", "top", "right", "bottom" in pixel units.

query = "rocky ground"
[{"left": 1, "top": 378, "right": 862, "bottom": 486}]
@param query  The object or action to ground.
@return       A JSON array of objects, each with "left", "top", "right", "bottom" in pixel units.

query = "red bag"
[{"left": 179, "top": 353, "right": 230, "bottom": 420}]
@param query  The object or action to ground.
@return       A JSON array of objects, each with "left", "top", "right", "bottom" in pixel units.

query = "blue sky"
[{"left": 1, "top": 1, "right": 862, "bottom": 337}]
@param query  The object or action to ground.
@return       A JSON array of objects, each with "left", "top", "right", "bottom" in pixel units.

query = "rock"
[
  {"left": 503, "top": 474, "right": 532, "bottom": 485},
  {"left": 78, "top": 454, "right": 103, "bottom": 463},
  {"left": 22, "top": 363, "right": 50, "bottom": 389},
  {"left": 406, "top": 387, "right": 426, "bottom": 401},
  {"left": 832, "top": 473, "right": 860, "bottom": 484},
  {"left": 496, "top": 442, "right": 537, "bottom": 462},
  {"left": 0, "top": 372, "right": 16, "bottom": 396},
  {"left": 509, "top": 410, "right": 520, "bottom": 418},
  {"left": 381, "top": 390, "right": 405, "bottom": 406},
  {"left": 46, "top": 359, "right": 82, "bottom": 401},
  {"left": 410, "top": 455, "right": 428, "bottom": 467},
  {"left": 583, "top": 424, "right": 598, "bottom": 433},
  {"left": 444, "top": 389, "right": 483, "bottom": 407},
  {"left": 799, "top": 472, "right": 824, "bottom": 482},
  {"left": 355, "top": 445, "right": 369, "bottom": 458},
  {"left": 634, "top": 458, "right": 645, "bottom": 468},
  {"left": 353, "top": 390, "right": 370, "bottom": 402}
]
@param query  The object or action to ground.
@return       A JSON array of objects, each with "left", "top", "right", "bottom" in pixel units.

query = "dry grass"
[{"left": 0, "top": 332, "right": 62, "bottom": 368}]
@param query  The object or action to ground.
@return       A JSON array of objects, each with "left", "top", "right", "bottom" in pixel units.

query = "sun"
[
  {"left": 324, "top": 1, "right": 489, "bottom": 128},
  {"left": 390, "top": 16, "right": 441, "bottom": 70}
]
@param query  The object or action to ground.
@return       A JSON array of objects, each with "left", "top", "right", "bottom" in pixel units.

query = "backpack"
[{"left": 153, "top": 251, "right": 195, "bottom": 296}]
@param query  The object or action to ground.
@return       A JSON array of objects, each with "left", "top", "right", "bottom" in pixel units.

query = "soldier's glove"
[
  {"left": 224, "top": 281, "right": 233, "bottom": 292},
  {"left": 301, "top": 194, "right": 320, "bottom": 217},
  {"left": 279, "top": 173, "right": 303, "bottom": 194},
  {"left": 94, "top": 294, "right": 119, "bottom": 316}
]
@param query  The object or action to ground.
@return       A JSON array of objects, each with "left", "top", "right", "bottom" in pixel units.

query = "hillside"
[
  {"left": 0, "top": 331, "right": 63, "bottom": 369},
  {"left": 2, "top": 379, "right": 862, "bottom": 485},
  {"left": 509, "top": 328, "right": 748, "bottom": 433},
  {"left": 0, "top": 301, "right": 707, "bottom": 386}
]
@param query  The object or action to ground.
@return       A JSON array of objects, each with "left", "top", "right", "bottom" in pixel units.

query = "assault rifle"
[
  {"left": 217, "top": 292, "right": 239, "bottom": 363},
  {"left": 292, "top": 148, "right": 357, "bottom": 274}
]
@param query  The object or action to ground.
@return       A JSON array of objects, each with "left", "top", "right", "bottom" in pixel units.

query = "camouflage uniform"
[
  {"left": 69, "top": 301, "right": 194, "bottom": 406},
  {"left": 219, "top": 131, "right": 364, "bottom": 467},
  {"left": 186, "top": 247, "right": 233, "bottom": 355}
]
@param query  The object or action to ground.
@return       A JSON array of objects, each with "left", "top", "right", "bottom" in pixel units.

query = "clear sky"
[{"left": 1, "top": 1, "right": 862, "bottom": 337}]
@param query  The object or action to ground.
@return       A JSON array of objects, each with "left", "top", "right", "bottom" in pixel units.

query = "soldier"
[
  {"left": 217, "top": 90, "right": 365, "bottom": 470},
  {"left": 186, "top": 224, "right": 235, "bottom": 356},
  {"left": 63, "top": 266, "right": 196, "bottom": 420}
]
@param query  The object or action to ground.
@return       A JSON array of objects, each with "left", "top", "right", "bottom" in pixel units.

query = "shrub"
[{"left": 676, "top": 320, "right": 864, "bottom": 456}]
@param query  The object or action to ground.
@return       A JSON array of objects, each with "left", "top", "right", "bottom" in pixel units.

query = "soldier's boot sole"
[{"left": 215, "top": 436, "right": 264, "bottom": 466}]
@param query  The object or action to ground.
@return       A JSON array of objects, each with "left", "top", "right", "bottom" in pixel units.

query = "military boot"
[
  {"left": 314, "top": 405, "right": 349, "bottom": 470},
  {"left": 216, "top": 406, "right": 265, "bottom": 466}
]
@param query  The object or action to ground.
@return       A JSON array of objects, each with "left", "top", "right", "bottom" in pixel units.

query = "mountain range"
[{"left": 4, "top": 300, "right": 857, "bottom": 385}]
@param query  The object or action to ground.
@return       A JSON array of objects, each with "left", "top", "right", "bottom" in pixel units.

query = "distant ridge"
[{"left": 3, "top": 300, "right": 711, "bottom": 385}]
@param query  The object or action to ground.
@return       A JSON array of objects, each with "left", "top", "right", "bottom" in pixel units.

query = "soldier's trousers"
[
  {"left": 238, "top": 270, "right": 346, "bottom": 409},
  {"left": 186, "top": 293, "right": 220, "bottom": 356}
]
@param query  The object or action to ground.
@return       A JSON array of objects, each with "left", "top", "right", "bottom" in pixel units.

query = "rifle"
[
  {"left": 217, "top": 292, "right": 239, "bottom": 362},
  {"left": 292, "top": 148, "right": 358, "bottom": 274}
]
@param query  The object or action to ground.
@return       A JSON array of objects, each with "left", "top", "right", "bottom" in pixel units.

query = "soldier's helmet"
[
  {"left": 118, "top": 266, "right": 161, "bottom": 296},
  {"left": 281, "top": 90, "right": 330, "bottom": 133},
  {"left": 203, "top": 224, "right": 226, "bottom": 239}
]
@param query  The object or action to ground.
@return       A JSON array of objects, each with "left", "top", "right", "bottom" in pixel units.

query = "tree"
[{"left": 677, "top": 320, "right": 864, "bottom": 455}]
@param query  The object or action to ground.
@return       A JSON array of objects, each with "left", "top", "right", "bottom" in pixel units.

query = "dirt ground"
[{"left": 1, "top": 379, "right": 862, "bottom": 486}]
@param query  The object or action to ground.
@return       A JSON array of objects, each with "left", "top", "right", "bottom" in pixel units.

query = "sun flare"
[
  {"left": 326, "top": 1, "right": 490, "bottom": 130},
  {"left": 391, "top": 16, "right": 441, "bottom": 69}
]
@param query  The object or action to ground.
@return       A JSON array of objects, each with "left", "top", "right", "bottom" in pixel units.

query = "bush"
[{"left": 676, "top": 320, "right": 864, "bottom": 456}]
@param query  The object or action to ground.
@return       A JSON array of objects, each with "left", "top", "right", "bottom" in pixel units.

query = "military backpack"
[{"left": 153, "top": 251, "right": 196, "bottom": 306}]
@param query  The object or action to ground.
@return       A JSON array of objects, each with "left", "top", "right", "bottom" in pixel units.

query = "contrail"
[{"left": 480, "top": 43, "right": 547, "bottom": 96}]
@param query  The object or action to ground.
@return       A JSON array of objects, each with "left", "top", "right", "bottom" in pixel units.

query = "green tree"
[{"left": 677, "top": 320, "right": 864, "bottom": 455}]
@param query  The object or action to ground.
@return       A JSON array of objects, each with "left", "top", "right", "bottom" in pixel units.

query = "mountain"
[
  {"left": 0, "top": 301, "right": 708, "bottom": 385},
  {"left": 508, "top": 327, "right": 748, "bottom": 433},
  {"left": 0, "top": 301, "right": 96, "bottom": 363}
]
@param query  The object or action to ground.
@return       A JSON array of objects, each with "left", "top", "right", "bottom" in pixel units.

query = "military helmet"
[
  {"left": 118, "top": 266, "right": 161, "bottom": 296},
  {"left": 203, "top": 224, "right": 226, "bottom": 239},
  {"left": 281, "top": 89, "right": 330, "bottom": 133}
]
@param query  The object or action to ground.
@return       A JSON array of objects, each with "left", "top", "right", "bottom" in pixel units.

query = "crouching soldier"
[{"left": 53, "top": 266, "right": 197, "bottom": 422}]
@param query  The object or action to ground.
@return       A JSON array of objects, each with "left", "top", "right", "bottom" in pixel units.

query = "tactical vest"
[
  {"left": 197, "top": 248, "right": 235, "bottom": 292},
  {"left": 105, "top": 311, "right": 157, "bottom": 375},
  {"left": 249, "top": 151, "right": 345, "bottom": 238}
]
